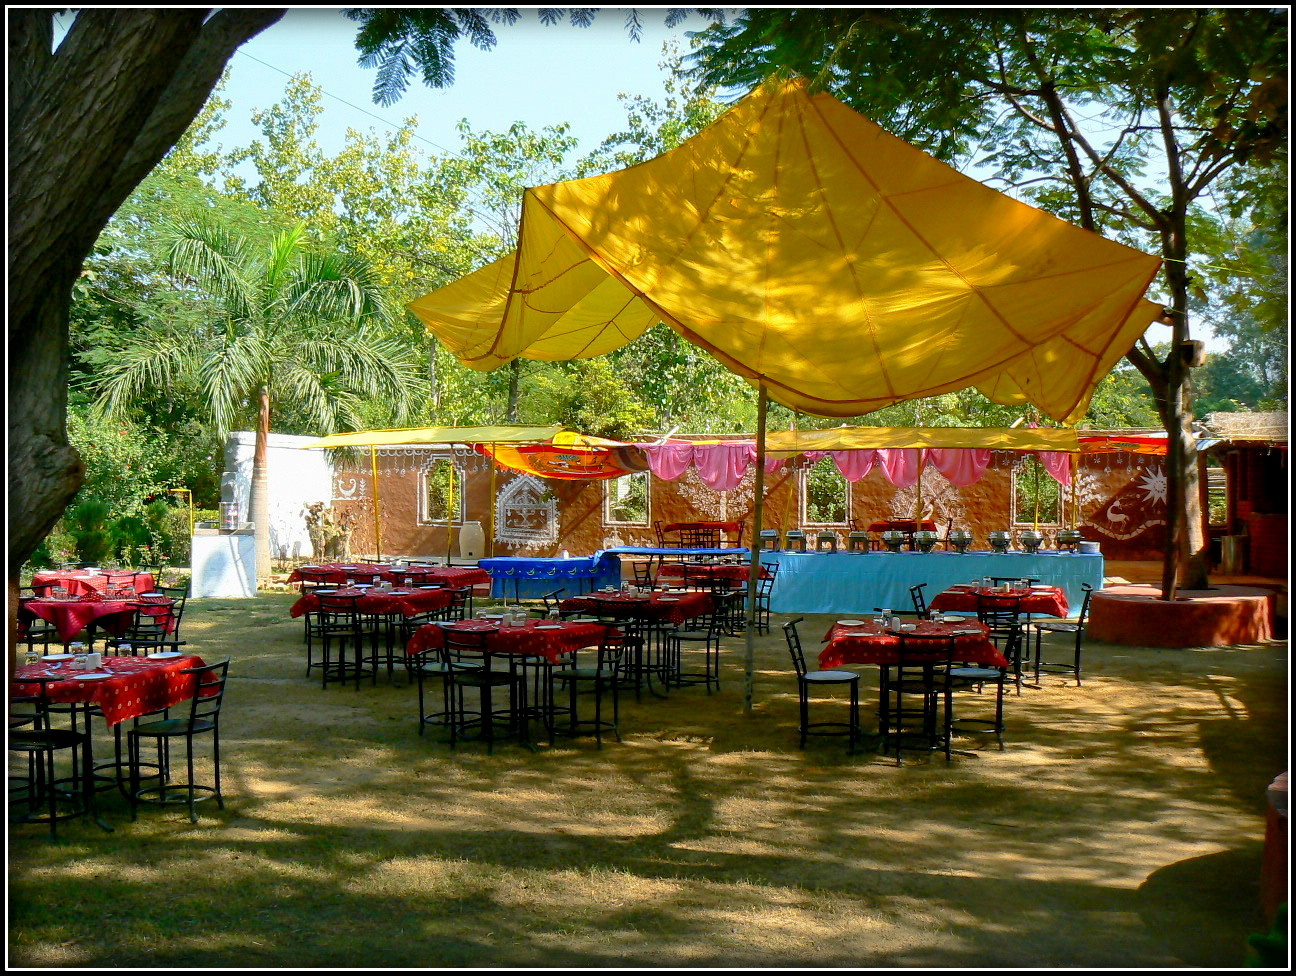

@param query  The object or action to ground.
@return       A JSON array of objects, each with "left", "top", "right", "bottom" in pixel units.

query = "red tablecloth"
[
  {"left": 31, "top": 570, "right": 157, "bottom": 598},
  {"left": 288, "top": 563, "right": 491, "bottom": 588},
  {"left": 559, "top": 589, "right": 714, "bottom": 626},
  {"left": 290, "top": 586, "right": 453, "bottom": 618},
  {"left": 819, "top": 619, "right": 1007, "bottom": 669},
  {"left": 12, "top": 654, "right": 206, "bottom": 726},
  {"left": 406, "top": 618, "right": 610, "bottom": 665},
  {"left": 20, "top": 597, "right": 149, "bottom": 643},
  {"left": 658, "top": 563, "right": 770, "bottom": 583},
  {"left": 929, "top": 585, "right": 1070, "bottom": 618}
]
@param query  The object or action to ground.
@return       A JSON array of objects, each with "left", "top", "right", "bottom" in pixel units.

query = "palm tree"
[{"left": 96, "top": 218, "right": 421, "bottom": 585}]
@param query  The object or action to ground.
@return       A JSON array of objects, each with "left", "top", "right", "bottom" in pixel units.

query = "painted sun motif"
[{"left": 1138, "top": 468, "right": 1168, "bottom": 507}]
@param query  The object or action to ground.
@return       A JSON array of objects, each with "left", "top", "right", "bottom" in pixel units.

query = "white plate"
[
  {"left": 43, "top": 653, "right": 75, "bottom": 661},
  {"left": 1030, "top": 584, "right": 1052, "bottom": 590},
  {"left": 315, "top": 589, "right": 338, "bottom": 595},
  {"left": 657, "top": 597, "right": 680, "bottom": 602},
  {"left": 951, "top": 629, "right": 982, "bottom": 635},
  {"left": 837, "top": 619, "right": 866, "bottom": 626},
  {"left": 571, "top": 617, "right": 600, "bottom": 624},
  {"left": 147, "top": 651, "right": 184, "bottom": 660},
  {"left": 942, "top": 615, "right": 966, "bottom": 623},
  {"left": 72, "top": 672, "right": 114, "bottom": 681},
  {"left": 535, "top": 624, "right": 563, "bottom": 630}
]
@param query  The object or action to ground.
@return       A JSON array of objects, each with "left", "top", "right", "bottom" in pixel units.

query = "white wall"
[{"left": 222, "top": 432, "right": 334, "bottom": 559}]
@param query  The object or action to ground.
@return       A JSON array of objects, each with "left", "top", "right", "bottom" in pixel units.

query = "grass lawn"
[{"left": 9, "top": 589, "right": 1287, "bottom": 967}]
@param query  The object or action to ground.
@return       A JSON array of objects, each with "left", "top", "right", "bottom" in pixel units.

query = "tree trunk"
[
  {"left": 7, "top": 8, "right": 284, "bottom": 657},
  {"left": 250, "top": 388, "right": 273, "bottom": 588}
]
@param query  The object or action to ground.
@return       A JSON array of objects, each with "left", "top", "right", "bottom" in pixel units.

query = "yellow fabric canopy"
[
  {"left": 763, "top": 426, "right": 1081, "bottom": 455},
  {"left": 410, "top": 76, "right": 1163, "bottom": 425},
  {"left": 301, "top": 424, "right": 564, "bottom": 449}
]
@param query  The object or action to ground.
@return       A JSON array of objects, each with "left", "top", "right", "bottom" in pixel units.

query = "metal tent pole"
[
  {"left": 370, "top": 447, "right": 383, "bottom": 561},
  {"left": 744, "top": 383, "right": 769, "bottom": 717}
]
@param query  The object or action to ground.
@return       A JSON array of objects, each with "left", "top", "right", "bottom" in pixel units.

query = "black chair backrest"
[
  {"left": 597, "top": 633, "right": 631, "bottom": 672},
  {"left": 896, "top": 631, "right": 955, "bottom": 670},
  {"left": 318, "top": 593, "right": 361, "bottom": 619},
  {"left": 1074, "top": 583, "right": 1095, "bottom": 624},
  {"left": 991, "top": 576, "right": 1039, "bottom": 586},
  {"left": 183, "top": 659, "right": 230, "bottom": 724},
  {"left": 976, "top": 594, "right": 1022, "bottom": 627},
  {"left": 440, "top": 626, "right": 495, "bottom": 666},
  {"left": 909, "top": 583, "right": 929, "bottom": 615},
  {"left": 782, "top": 617, "right": 807, "bottom": 678},
  {"left": 541, "top": 589, "right": 566, "bottom": 614},
  {"left": 444, "top": 587, "right": 470, "bottom": 620}
]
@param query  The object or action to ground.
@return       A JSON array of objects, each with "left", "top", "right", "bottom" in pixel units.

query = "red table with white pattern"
[{"left": 12, "top": 654, "right": 206, "bottom": 726}]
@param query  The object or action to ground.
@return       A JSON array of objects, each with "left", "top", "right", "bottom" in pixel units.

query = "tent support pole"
[
  {"left": 1070, "top": 453, "right": 1079, "bottom": 529},
  {"left": 488, "top": 449, "right": 497, "bottom": 558},
  {"left": 445, "top": 454, "right": 456, "bottom": 567},
  {"left": 744, "top": 383, "right": 768, "bottom": 717},
  {"left": 370, "top": 447, "right": 382, "bottom": 561}
]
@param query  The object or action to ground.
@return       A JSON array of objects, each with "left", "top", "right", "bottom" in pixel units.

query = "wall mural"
[
  {"left": 496, "top": 473, "right": 559, "bottom": 547},
  {"left": 333, "top": 476, "right": 367, "bottom": 501},
  {"left": 888, "top": 467, "right": 965, "bottom": 528},
  {"left": 1078, "top": 455, "right": 1167, "bottom": 539}
]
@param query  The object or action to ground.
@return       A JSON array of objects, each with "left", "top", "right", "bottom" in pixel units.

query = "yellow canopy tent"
[
  {"left": 302, "top": 425, "right": 565, "bottom": 560},
  {"left": 408, "top": 76, "right": 1164, "bottom": 710}
]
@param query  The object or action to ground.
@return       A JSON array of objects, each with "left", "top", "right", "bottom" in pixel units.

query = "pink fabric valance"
[
  {"left": 925, "top": 448, "right": 993, "bottom": 487},
  {"left": 636, "top": 442, "right": 1072, "bottom": 489}
]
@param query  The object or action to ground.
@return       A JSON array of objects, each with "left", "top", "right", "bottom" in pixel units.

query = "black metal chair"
[
  {"left": 440, "top": 628, "right": 522, "bottom": 753},
  {"left": 553, "top": 632, "right": 632, "bottom": 747},
  {"left": 316, "top": 593, "right": 373, "bottom": 689},
  {"left": 782, "top": 618, "right": 860, "bottom": 752},
  {"left": 1031, "top": 584, "right": 1094, "bottom": 686},
  {"left": 880, "top": 632, "right": 954, "bottom": 764},
  {"left": 909, "top": 583, "right": 929, "bottom": 617},
  {"left": 106, "top": 595, "right": 187, "bottom": 656},
  {"left": 976, "top": 593, "right": 1026, "bottom": 693},
  {"left": 128, "top": 659, "right": 230, "bottom": 823},
  {"left": 9, "top": 676, "right": 111, "bottom": 836},
  {"left": 667, "top": 608, "right": 723, "bottom": 694},
  {"left": 754, "top": 562, "right": 778, "bottom": 634},
  {"left": 538, "top": 588, "right": 567, "bottom": 618}
]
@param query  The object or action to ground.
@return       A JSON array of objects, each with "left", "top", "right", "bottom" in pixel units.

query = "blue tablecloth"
[
  {"left": 479, "top": 555, "right": 622, "bottom": 599},
  {"left": 761, "top": 550, "right": 1104, "bottom": 616}
]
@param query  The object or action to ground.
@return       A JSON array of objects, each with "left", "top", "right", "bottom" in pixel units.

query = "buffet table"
[
  {"left": 479, "top": 554, "right": 622, "bottom": 600},
  {"left": 762, "top": 550, "right": 1102, "bottom": 616}
]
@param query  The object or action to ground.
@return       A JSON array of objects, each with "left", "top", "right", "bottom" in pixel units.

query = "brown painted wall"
[{"left": 327, "top": 449, "right": 1170, "bottom": 561}]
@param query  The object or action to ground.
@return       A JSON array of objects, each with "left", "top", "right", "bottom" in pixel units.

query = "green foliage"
[
  {"left": 523, "top": 359, "right": 657, "bottom": 440},
  {"left": 804, "top": 462, "right": 848, "bottom": 524},
  {"left": 63, "top": 497, "right": 115, "bottom": 565}
]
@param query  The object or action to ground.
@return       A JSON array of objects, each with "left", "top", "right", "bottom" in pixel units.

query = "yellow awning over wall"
[
  {"left": 301, "top": 425, "right": 565, "bottom": 449},
  {"left": 410, "top": 76, "right": 1163, "bottom": 425}
]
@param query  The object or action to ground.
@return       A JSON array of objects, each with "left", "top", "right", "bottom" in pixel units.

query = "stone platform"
[{"left": 1089, "top": 583, "right": 1277, "bottom": 648}]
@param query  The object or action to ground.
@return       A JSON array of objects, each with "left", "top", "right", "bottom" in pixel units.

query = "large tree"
[
  {"left": 8, "top": 8, "right": 286, "bottom": 583},
  {"left": 691, "top": 8, "right": 1287, "bottom": 597}
]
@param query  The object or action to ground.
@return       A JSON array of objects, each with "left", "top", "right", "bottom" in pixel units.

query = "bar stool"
[
  {"left": 782, "top": 618, "right": 860, "bottom": 752},
  {"left": 9, "top": 676, "right": 111, "bottom": 836},
  {"left": 880, "top": 632, "right": 954, "bottom": 764}
]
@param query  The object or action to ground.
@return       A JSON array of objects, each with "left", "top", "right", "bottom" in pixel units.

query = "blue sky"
[{"left": 211, "top": 8, "right": 712, "bottom": 161}]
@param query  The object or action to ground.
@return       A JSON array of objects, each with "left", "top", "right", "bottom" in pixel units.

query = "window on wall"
[
  {"left": 605, "top": 471, "right": 650, "bottom": 525},
  {"left": 419, "top": 457, "right": 464, "bottom": 524},
  {"left": 1012, "top": 455, "right": 1062, "bottom": 526},
  {"left": 802, "top": 461, "right": 850, "bottom": 525}
]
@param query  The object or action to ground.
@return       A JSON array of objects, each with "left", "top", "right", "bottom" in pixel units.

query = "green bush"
[{"left": 64, "top": 497, "right": 114, "bottom": 565}]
